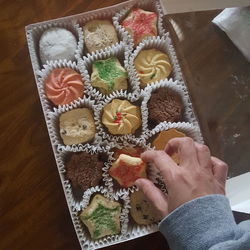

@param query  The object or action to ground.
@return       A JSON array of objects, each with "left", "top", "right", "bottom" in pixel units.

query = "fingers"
[
  {"left": 211, "top": 156, "right": 228, "bottom": 185},
  {"left": 135, "top": 178, "right": 168, "bottom": 218},
  {"left": 165, "top": 137, "right": 199, "bottom": 168},
  {"left": 194, "top": 142, "right": 212, "bottom": 171},
  {"left": 141, "top": 150, "right": 177, "bottom": 183}
]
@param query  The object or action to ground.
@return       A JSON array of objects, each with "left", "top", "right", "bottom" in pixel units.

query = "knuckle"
[
  {"left": 182, "top": 137, "right": 194, "bottom": 144},
  {"left": 199, "top": 144, "right": 210, "bottom": 153}
]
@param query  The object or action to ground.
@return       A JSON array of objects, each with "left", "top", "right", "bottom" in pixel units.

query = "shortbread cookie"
[
  {"left": 109, "top": 154, "right": 147, "bottom": 188},
  {"left": 134, "top": 49, "right": 172, "bottom": 87},
  {"left": 39, "top": 27, "right": 77, "bottom": 65},
  {"left": 91, "top": 57, "right": 128, "bottom": 94},
  {"left": 130, "top": 190, "right": 160, "bottom": 225},
  {"left": 80, "top": 194, "right": 122, "bottom": 239},
  {"left": 122, "top": 8, "right": 157, "bottom": 46},
  {"left": 102, "top": 99, "right": 141, "bottom": 135},
  {"left": 45, "top": 68, "right": 84, "bottom": 106},
  {"left": 59, "top": 108, "right": 95, "bottom": 145},
  {"left": 84, "top": 20, "right": 119, "bottom": 53}
]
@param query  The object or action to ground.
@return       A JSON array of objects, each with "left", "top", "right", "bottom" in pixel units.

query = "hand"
[{"left": 135, "top": 137, "right": 228, "bottom": 219}]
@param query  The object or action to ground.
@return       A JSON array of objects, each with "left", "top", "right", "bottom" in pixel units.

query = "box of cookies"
[{"left": 25, "top": 0, "right": 203, "bottom": 249}]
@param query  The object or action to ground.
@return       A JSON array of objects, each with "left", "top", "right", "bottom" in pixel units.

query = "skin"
[{"left": 135, "top": 137, "right": 228, "bottom": 219}]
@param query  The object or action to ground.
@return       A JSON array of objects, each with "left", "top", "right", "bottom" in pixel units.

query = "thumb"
[{"left": 135, "top": 178, "right": 169, "bottom": 218}]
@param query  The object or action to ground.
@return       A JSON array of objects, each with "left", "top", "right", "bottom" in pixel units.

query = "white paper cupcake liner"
[
  {"left": 141, "top": 79, "right": 198, "bottom": 132},
  {"left": 94, "top": 90, "right": 147, "bottom": 143},
  {"left": 70, "top": 186, "right": 130, "bottom": 250},
  {"left": 77, "top": 42, "right": 139, "bottom": 101},
  {"left": 35, "top": 60, "right": 90, "bottom": 115},
  {"left": 102, "top": 138, "right": 160, "bottom": 195},
  {"left": 46, "top": 96, "right": 104, "bottom": 152},
  {"left": 25, "top": 21, "right": 83, "bottom": 71},
  {"left": 129, "top": 36, "right": 185, "bottom": 89},
  {"left": 113, "top": 0, "right": 165, "bottom": 48}
]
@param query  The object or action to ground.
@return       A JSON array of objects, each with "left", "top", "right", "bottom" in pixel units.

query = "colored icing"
[
  {"left": 122, "top": 8, "right": 157, "bottom": 45},
  {"left": 45, "top": 68, "right": 84, "bottom": 106},
  {"left": 93, "top": 58, "right": 127, "bottom": 91},
  {"left": 82, "top": 203, "right": 120, "bottom": 239}
]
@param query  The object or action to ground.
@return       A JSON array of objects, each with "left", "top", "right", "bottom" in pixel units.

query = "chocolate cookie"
[
  {"left": 130, "top": 190, "right": 160, "bottom": 225},
  {"left": 148, "top": 88, "right": 183, "bottom": 126},
  {"left": 66, "top": 152, "right": 103, "bottom": 191}
]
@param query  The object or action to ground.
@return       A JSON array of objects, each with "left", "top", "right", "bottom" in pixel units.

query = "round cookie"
[
  {"left": 65, "top": 152, "right": 103, "bottom": 191},
  {"left": 84, "top": 19, "right": 119, "bottom": 53},
  {"left": 130, "top": 190, "right": 160, "bottom": 225},
  {"left": 59, "top": 108, "right": 95, "bottom": 145},
  {"left": 122, "top": 8, "right": 157, "bottom": 46},
  {"left": 102, "top": 99, "right": 141, "bottom": 135},
  {"left": 91, "top": 57, "right": 128, "bottom": 95},
  {"left": 39, "top": 27, "right": 77, "bottom": 65},
  {"left": 148, "top": 87, "right": 183, "bottom": 126},
  {"left": 44, "top": 68, "right": 84, "bottom": 106},
  {"left": 134, "top": 49, "right": 172, "bottom": 88}
]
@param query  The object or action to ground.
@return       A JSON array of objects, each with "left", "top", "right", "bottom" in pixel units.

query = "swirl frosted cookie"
[
  {"left": 134, "top": 49, "right": 172, "bottom": 88},
  {"left": 44, "top": 68, "right": 84, "bottom": 106},
  {"left": 80, "top": 194, "right": 122, "bottom": 239},
  {"left": 65, "top": 152, "right": 103, "bottom": 191},
  {"left": 39, "top": 27, "right": 77, "bottom": 65},
  {"left": 91, "top": 57, "right": 128, "bottom": 95},
  {"left": 109, "top": 154, "right": 147, "bottom": 188},
  {"left": 102, "top": 99, "right": 141, "bottom": 135},
  {"left": 83, "top": 20, "right": 119, "bottom": 53},
  {"left": 130, "top": 190, "right": 160, "bottom": 225},
  {"left": 122, "top": 8, "right": 157, "bottom": 46},
  {"left": 59, "top": 108, "right": 95, "bottom": 145},
  {"left": 148, "top": 87, "right": 183, "bottom": 126}
]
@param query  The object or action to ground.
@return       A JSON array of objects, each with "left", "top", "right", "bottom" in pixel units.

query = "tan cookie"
[
  {"left": 59, "top": 108, "right": 95, "bottom": 145},
  {"left": 84, "top": 20, "right": 119, "bottom": 53},
  {"left": 130, "top": 190, "right": 160, "bottom": 225}
]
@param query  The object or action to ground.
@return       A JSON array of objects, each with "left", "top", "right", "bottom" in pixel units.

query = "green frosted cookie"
[
  {"left": 80, "top": 194, "right": 122, "bottom": 239},
  {"left": 90, "top": 57, "right": 128, "bottom": 94}
]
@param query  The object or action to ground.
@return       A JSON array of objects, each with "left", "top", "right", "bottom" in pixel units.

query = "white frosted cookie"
[
  {"left": 83, "top": 20, "right": 119, "bottom": 53},
  {"left": 59, "top": 108, "right": 95, "bottom": 145},
  {"left": 39, "top": 27, "right": 77, "bottom": 65},
  {"left": 134, "top": 48, "right": 172, "bottom": 88}
]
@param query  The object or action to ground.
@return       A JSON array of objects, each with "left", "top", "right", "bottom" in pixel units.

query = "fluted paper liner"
[
  {"left": 141, "top": 79, "right": 199, "bottom": 132},
  {"left": 94, "top": 90, "right": 147, "bottom": 143},
  {"left": 129, "top": 36, "right": 186, "bottom": 89},
  {"left": 113, "top": 0, "right": 165, "bottom": 48},
  {"left": 36, "top": 60, "right": 89, "bottom": 115},
  {"left": 70, "top": 186, "right": 130, "bottom": 250},
  {"left": 26, "top": 21, "right": 83, "bottom": 71},
  {"left": 102, "top": 137, "right": 159, "bottom": 194},
  {"left": 78, "top": 42, "right": 139, "bottom": 101},
  {"left": 46, "top": 97, "right": 104, "bottom": 152}
]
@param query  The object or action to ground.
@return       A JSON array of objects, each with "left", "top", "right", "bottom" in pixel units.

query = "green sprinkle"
[{"left": 150, "top": 73, "right": 156, "bottom": 79}]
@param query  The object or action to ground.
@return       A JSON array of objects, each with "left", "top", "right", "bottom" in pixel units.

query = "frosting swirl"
[
  {"left": 134, "top": 49, "right": 172, "bottom": 87},
  {"left": 45, "top": 68, "right": 84, "bottom": 106},
  {"left": 102, "top": 99, "right": 141, "bottom": 135}
]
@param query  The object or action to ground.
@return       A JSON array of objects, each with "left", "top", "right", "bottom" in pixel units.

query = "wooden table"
[{"left": 1, "top": 1, "right": 249, "bottom": 249}]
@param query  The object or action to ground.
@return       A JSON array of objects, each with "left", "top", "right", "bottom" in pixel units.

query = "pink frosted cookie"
[
  {"left": 44, "top": 68, "right": 84, "bottom": 106},
  {"left": 121, "top": 8, "right": 157, "bottom": 46}
]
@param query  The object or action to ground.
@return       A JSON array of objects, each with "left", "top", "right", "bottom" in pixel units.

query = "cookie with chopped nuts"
[
  {"left": 130, "top": 190, "right": 160, "bottom": 225},
  {"left": 65, "top": 152, "right": 103, "bottom": 191},
  {"left": 59, "top": 108, "right": 96, "bottom": 145}
]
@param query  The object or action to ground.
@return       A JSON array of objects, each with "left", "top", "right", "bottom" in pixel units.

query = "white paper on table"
[
  {"left": 226, "top": 172, "right": 250, "bottom": 214},
  {"left": 212, "top": 7, "right": 250, "bottom": 62}
]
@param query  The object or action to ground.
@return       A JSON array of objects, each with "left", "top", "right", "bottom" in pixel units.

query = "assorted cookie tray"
[{"left": 26, "top": 0, "right": 203, "bottom": 249}]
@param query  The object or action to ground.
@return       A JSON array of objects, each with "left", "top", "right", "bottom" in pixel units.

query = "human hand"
[{"left": 135, "top": 137, "right": 228, "bottom": 219}]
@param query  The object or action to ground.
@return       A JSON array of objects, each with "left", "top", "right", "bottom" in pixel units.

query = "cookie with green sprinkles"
[
  {"left": 90, "top": 57, "right": 128, "bottom": 95},
  {"left": 80, "top": 194, "right": 122, "bottom": 239}
]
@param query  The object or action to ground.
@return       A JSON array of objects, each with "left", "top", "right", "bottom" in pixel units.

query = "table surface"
[{"left": 1, "top": 1, "right": 249, "bottom": 249}]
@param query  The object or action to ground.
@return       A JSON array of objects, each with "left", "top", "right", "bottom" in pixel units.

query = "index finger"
[
  {"left": 165, "top": 137, "right": 199, "bottom": 169},
  {"left": 141, "top": 150, "right": 177, "bottom": 184}
]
